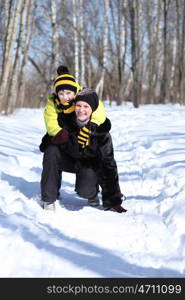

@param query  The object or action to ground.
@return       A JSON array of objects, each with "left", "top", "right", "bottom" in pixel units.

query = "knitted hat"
[
  {"left": 54, "top": 66, "right": 78, "bottom": 94},
  {"left": 75, "top": 88, "right": 99, "bottom": 112}
]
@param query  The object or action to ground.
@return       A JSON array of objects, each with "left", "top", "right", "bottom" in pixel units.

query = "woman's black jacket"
[{"left": 39, "top": 112, "right": 123, "bottom": 205}]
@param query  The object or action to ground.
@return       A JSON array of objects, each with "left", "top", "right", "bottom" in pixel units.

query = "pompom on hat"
[
  {"left": 54, "top": 65, "right": 78, "bottom": 94},
  {"left": 75, "top": 88, "right": 99, "bottom": 112},
  {"left": 57, "top": 65, "right": 69, "bottom": 75}
]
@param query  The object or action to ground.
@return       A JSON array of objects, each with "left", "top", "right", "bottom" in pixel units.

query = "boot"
[
  {"left": 43, "top": 202, "right": 56, "bottom": 211},
  {"left": 105, "top": 204, "right": 127, "bottom": 213},
  {"left": 88, "top": 195, "right": 100, "bottom": 207}
]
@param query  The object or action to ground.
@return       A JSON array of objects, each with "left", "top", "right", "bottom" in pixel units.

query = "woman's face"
[
  {"left": 75, "top": 101, "right": 92, "bottom": 122},
  {"left": 58, "top": 90, "right": 75, "bottom": 102}
]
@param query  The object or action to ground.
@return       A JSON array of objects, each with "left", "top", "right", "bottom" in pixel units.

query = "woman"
[{"left": 65, "top": 89, "right": 127, "bottom": 213}]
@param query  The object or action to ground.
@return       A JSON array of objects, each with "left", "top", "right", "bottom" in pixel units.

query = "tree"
[
  {"left": 51, "top": 0, "right": 60, "bottom": 75},
  {"left": 96, "top": 0, "right": 109, "bottom": 100},
  {"left": 0, "top": 0, "right": 23, "bottom": 113},
  {"left": 0, "top": 0, "right": 35, "bottom": 114},
  {"left": 129, "top": 0, "right": 139, "bottom": 108},
  {"left": 180, "top": 0, "right": 185, "bottom": 104},
  {"left": 72, "top": 0, "right": 80, "bottom": 81}
]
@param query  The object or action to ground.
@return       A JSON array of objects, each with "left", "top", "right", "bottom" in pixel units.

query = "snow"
[{"left": 0, "top": 102, "right": 185, "bottom": 278}]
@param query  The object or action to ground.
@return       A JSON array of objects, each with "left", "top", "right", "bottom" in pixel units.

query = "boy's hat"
[{"left": 54, "top": 65, "right": 78, "bottom": 94}]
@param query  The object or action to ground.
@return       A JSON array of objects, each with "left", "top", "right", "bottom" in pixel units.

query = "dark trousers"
[{"left": 41, "top": 145, "right": 98, "bottom": 203}]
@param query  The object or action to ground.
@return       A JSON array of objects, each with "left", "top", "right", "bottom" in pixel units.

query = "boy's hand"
[{"left": 51, "top": 128, "right": 69, "bottom": 144}]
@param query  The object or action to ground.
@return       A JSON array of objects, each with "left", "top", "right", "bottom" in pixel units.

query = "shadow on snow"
[{"left": 0, "top": 210, "right": 183, "bottom": 278}]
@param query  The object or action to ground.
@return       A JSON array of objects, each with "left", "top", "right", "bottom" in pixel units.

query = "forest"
[{"left": 0, "top": 0, "right": 185, "bottom": 114}]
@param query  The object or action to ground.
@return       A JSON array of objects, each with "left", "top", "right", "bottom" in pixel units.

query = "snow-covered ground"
[{"left": 0, "top": 102, "right": 185, "bottom": 278}]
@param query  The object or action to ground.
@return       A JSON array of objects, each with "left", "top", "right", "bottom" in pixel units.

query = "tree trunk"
[
  {"left": 180, "top": 0, "right": 185, "bottom": 104},
  {"left": 51, "top": 0, "right": 60, "bottom": 77},
  {"left": 118, "top": 0, "right": 127, "bottom": 105},
  {"left": 159, "top": 0, "right": 168, "bottom": 104},
  {"left": 17, "top": 0, "right": 35, "bottom": 108},
  {"left": 96, "top": 0, "right": 109, "bottom": 100},
  {"left": 79, "top": 0, "right": 86, "bottom": 87},
  {"left": 0, "top": 0, "right": 23, "bottom": 113},
  {"left": 129, "top": 0, "right": 139, "bottom": 108},
  {"left": 72, "top": 0, "right": 79, "bottom": 81},
  {"left": 7, "top": 0, "right": 27, "bottom": 113}
]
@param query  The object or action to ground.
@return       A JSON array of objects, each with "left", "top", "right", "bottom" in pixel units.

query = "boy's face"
[
  {"left": 58, "top": 90, "right": 75, "bottom": 102},
  {"left": 75, "top": 101, "right": 92, "bottom": 122}
]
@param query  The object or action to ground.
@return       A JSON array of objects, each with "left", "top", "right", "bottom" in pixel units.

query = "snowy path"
[{"left": 0, "top": 104, "right": 185, "bottom": 277}]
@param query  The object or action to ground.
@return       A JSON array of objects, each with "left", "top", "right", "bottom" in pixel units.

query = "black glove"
[
  {"left": 39, "top": 133, "right": 51, "bottom": 152},
  {"left": 64, "top": 133, "right": 81, "bottom": 159}
]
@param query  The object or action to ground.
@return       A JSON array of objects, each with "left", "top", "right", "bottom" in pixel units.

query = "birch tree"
[
  {"left": 180, "top": 0, "right": 185, "bottom": 104},
  {"left": 72, "top": 0, "right": 79, "bottom": 81},
  {"left": 117, "top": 0, "right": 127, "bottom": 104},
  {"left": 17, "top": 0, "right": 35, "bottom": 108},
  {"left": 109, "top": 0, "right": 127, "bottom": 104},
  {"left": 79, "top": 0, "right": 86, "bottom": 87},
  {"left": 129, "top": 0, "right": 139, "bottom": 107},
  {"left": 51, "top": 0, "right": 60, "bottom": 76},
  {"left": 159, "top": 0, "right": 169, "bottom": 104},
  {"left": 0, "top": 0, "right": 36, "bottom": 113},
  {"left": 145, "top": 0, "right": 160, "bottom": 104},
  {"left": 7, "top": 0, "right": 27, "bottom": 113},
  {"left": 96, "top": 0, "right": 109, "bottom": 100},
  {"left": 0, "top": 0, "right": 23, "bottom": 113}
]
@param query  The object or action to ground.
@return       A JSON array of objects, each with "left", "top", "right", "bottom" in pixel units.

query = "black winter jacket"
[{"left": 39, "top": 113, "right": 123, "bottom": 205}]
